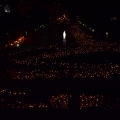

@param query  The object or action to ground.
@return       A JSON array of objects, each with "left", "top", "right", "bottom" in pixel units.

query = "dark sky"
[{"left": 0, "top": 0, "right": 119, "bottom": 45}]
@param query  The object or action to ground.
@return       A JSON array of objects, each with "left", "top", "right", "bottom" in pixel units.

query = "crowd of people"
[
  {"left": 3, "top": 25, "right": 120, "bottom": 81},
  {"left": 70, "top": 25, "right": 120, "bottom": 53},
  {"left": 0, "top": 24, "right": 120, "bottom": 109},
  {"left": 0, "top": 88, "right": 120, "bottom": 109}
]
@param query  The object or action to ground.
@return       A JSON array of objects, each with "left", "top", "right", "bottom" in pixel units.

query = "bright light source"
[
  {"left": 92, "top": 29, "right": 94, "bottom": 32},
  {"left": 5, "top": 9, "right": 7, "bottom": 12},
  {"left": 17, "top": 43, "right": 19, "bottom": 47},
  {"left": 106, "top": 32, "right": 108, "bottom": 35},
  {"left": 11, "top": 43, "right": 13, "bottom": 46},
  {"left": 4, "top": 4, "right": 11, "bottom": 13},
  {"left": 63, "top": 31, "right": 66, "bottom": 40},
  {"left": 63, "top": 31, "right": 66, "bottom": 47}
]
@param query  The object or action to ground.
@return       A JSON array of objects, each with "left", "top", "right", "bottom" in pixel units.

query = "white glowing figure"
[
  {"left": 63, "top": 31, "right": 66, "bottom": 40},
  {"left": 63, "top": 31, "right": 66, "bottom": 47}
]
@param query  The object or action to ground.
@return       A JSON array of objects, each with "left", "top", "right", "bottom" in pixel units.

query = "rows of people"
[
  {"left": 70, "top": 25, "right": 120, "bottom": 53},
  {"left": 11, "top": 62, "right": 120, "bottom": 80},
  {"left": 0, "top": 90, "right": 119, "bottom": 109},
  {"left": 3, "top": 25, "right": 120, "bottom": 81},
  {"left": 0, "top": 24, "right": 120, "bottom": 109}
]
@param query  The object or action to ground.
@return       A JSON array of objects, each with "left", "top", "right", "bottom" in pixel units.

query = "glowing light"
[
  {"left": 17, "top": 43, "right": 19, "bottom": 47},
  {"left": 63, "top": 31, "right": 66, "bottom": 47},
  {"left": 106, "top": 32, "right": 108, "bottom": 35},
  {"left": 4, "top": 4, "right": 11, "bottom": 13},
  {"left": 63, "top": 31, "right": 66, "bottom": 40}
]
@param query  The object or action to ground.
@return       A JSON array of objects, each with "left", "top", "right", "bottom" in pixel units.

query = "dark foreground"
[{"left": 1, "top": 110, "right": 120, "bottom": 120}]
